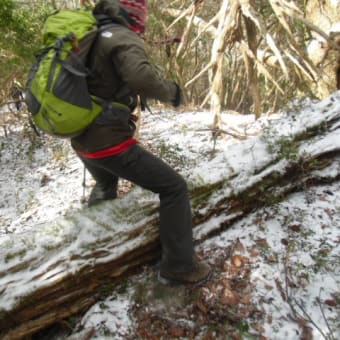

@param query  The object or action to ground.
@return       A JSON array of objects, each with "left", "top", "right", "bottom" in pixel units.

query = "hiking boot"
[
  {"left": 159, "top": 260, "right": 211, "bottom": 285},
  {"left": 88, "top": 184, "right": 117, "bottom": 207}
]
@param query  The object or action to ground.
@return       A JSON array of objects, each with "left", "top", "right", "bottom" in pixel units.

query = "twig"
[
  {"left": 282, "top": 249, "right": 301, "bottom": 318},
  {"left": 184, "top": 61, "right": 214, "bottom": 88},
  {"left": 197, "top": 127, "right": 247, "bottom": 140},
  {"left": 317, "top": 288, "right": 335, "bottom": 340},
  {"left": 282, "top": 247, "right": 320, "bottom": 337},
  {"left": 0, "top": 100, "right": 23, "bottom": 109},
  {"left": 196, "top": 127, "right": 247, "bottom": 153},
  {"left": 282, "top": 231, "right": 330, "bottom": 340},
  {"left": 293, "top": 298, "right": 328, "bottom": 339}
]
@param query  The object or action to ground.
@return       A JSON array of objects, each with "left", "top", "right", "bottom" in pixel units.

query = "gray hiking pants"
[{"left": 79, "top": 143, "right": 194, "bottom": 272}]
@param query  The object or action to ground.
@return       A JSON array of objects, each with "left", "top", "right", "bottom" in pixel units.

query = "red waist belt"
[{"left": 76, "top": 138, "right": 137, "bottom": 159}]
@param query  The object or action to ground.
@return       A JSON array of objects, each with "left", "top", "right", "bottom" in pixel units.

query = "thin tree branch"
[
  {"left": 317, "top": 288, "right": 336, "bottom": 340},
  {"left": 185, "top": 61, "right": 214, "bottom": 88},
  {"left": 293, "top": 298, "right": 328, "bottom": 340}
]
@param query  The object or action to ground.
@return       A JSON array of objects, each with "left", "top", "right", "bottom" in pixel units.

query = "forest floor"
[{"left": 0, "top": 97, "right": 339, "bottom": 339}]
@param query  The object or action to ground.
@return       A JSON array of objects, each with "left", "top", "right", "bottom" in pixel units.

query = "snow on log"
[{"left": 1, "top": 92, "right": 340, "bottom": 339}]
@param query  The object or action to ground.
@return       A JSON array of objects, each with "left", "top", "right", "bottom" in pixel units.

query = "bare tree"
[{"left": 160, "top": 0, "right": 339, "bottom": 133}]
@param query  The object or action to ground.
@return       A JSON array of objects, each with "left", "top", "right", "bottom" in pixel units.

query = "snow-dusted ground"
[{"left": 0, "top": 93, "right": 339, "bottom": 339}]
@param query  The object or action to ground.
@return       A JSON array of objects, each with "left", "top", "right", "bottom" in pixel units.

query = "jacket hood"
[{"left": 93, "top": 0, "right": 132, "bottom": 28}]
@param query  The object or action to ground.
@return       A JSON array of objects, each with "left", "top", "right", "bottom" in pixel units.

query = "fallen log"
[{"left": 1, "top": 92, "right": 339, "bottom": 339}]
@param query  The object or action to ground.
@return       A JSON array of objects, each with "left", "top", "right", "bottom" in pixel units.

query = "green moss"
[
  {"left": 5, "top": 249, "right": 27, "bottom": 263},
  {"left": 98, "top": 283, "right": 116, "bottom": 299},
  {"left": 190, "top": 181, "right": 225, "bottom": 210}
]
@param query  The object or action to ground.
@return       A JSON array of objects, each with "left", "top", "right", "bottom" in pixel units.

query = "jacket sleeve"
[{"left": 111, "top": 29, "right": 178, "bottom": 104}]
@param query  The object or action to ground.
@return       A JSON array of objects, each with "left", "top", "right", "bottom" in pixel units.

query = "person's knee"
[{"left": 171, "top": 174, "right": 188, "bottom": 195}]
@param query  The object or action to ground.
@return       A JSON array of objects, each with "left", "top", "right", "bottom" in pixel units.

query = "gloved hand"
[{"left": 172, "top": 83, "right": 183, "bottom": 107}]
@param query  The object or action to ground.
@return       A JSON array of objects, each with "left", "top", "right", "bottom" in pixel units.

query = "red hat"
[{"left": 120, "top": 0, "right": 147, "bottom": 34}]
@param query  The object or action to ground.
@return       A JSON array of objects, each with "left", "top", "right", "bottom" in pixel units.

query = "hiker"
[{"left": 71, "top": 0, "right": 211, "bottom": 285}]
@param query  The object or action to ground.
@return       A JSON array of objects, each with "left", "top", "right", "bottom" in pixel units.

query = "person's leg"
[
  {"left": 80, "top": 156, "right": 118, "bottom": 206},
  {"left": 82, "top": 144, "right": 210, "bottom": 282}
]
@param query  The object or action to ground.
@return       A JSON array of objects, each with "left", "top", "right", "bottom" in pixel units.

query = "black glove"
[{"left": 172, "top": 83, "right": 183, "bottom": 107}]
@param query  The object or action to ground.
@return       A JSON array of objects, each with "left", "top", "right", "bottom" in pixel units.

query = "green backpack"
[{"left": 25, "top": 9, "right": 106, "bottom": 138}]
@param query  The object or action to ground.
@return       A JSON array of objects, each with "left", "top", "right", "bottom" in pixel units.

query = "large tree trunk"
[
  {"left": 1, "top": 92, "right": 340, "bottom": 339},
  {"left": 210, "top": 0, "right": 240, "bottom": 130},
  {"left": 244, "top": 15, "right": 261, "bottom": 118}
]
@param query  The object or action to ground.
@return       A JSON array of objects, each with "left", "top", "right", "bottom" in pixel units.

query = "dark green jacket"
[{"left": 71, "top": 1, "right": 177, "bottom": 152}]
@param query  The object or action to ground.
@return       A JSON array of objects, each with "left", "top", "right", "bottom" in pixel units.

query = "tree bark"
[
  {"left": 0, "top": 93, "right": 340, "bottom": 339},
  {"left": 305, "top": 0, "right": 340, "bottom": 98},
  {"left": 210, "top": 0, "right": 240, "bottom": 131},
  {"left": 244, "top": 14, "right": 261, "bottom": 118}
]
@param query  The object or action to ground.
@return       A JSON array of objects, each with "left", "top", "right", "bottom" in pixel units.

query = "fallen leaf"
[
  {"left": 281, "top": 238, "right": 288, "bottom": 246},
  {"left": 240, "top": 293, "right": 252, "bottom": 304},
  {"left": 251, "top": 322, "right": 265, "bottom": 334},
  {"left": 234, "top": 238, "right": 246, "bottom": 252},
  {"left": 255, "top": 238, "right": 270, "bottom": 249},
  {"left": 265, "top": 254, "right": 278, "bottom": 263},
  {"left": 196, "top": 299, "right": 208, "bottom": 314},
  {"left": 253, "top": 213, "right": 263, "bottom": 225},
  {"left": 231, "top": 255, "right": 243, "bottom": 267},
  {"left": 40, "top": 174, "right": 51, "bottom": 186},
  {"left": 324, "top": 299, "right": 337, "bottom": 307},
  {"left": 267, "top": 315, "right": 273, "bottom": 324},
  {"left": 288, "top": 224, "right": 302, "bottom": 232},
  {"left": 297, "top": 318, "right": 313, "bottom": 340},
  {"left": 264, "top": 284, "right": 273, "bottom": 290},
  {"left": 247, "top": 246, "right": 260, "bottom": 257},
  {"left": 219, "top": 279, "right": 231, "bottom": 289},
  {"left": 221, "top": 287, "right": 239, "bottom": 305},
  {"left": 168, "top": 326, "right": 185, "bottom": 337}
]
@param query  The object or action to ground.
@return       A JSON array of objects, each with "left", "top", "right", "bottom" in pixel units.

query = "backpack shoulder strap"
[{"left": 86, "top": 17, "right": 118, "bottom": 70}]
